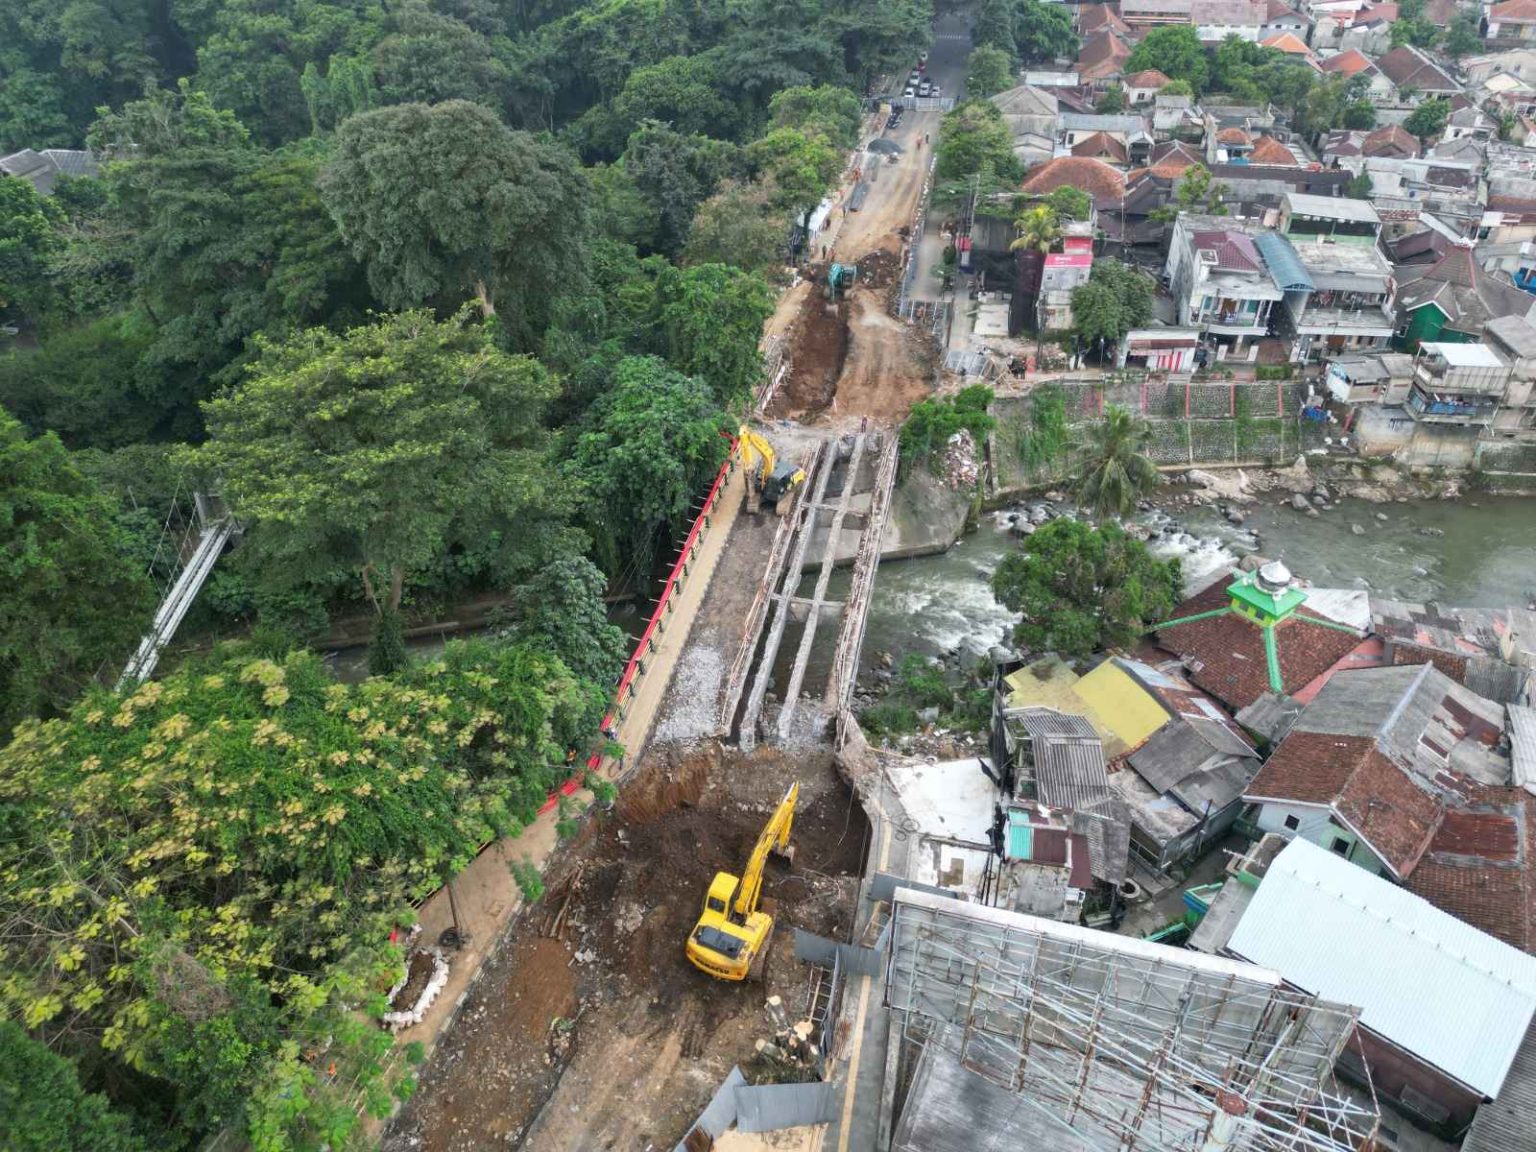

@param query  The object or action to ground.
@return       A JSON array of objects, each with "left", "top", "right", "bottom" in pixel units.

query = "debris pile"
[{"left": 942, "top": 428, "right": 980, "bottom": 490}]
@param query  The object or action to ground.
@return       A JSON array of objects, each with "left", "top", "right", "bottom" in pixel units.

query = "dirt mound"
[{"left": 857, "top": 248, "right": 902, "bottom": 288}]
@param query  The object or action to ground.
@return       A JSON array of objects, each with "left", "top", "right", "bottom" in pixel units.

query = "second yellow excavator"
[
  {"left": 737, "top": 425, "right": 806, "bottom": 515},
  {"left": 685, "top": 782, "right": 799, "bottom": 981}
]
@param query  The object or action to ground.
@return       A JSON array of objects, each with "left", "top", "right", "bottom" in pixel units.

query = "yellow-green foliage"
[{"left": 0, "top": 638, "right": 602, "bottom": 1149}]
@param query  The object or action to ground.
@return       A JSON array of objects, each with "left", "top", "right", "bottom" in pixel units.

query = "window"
[
  {"left": 1331, "top": 837, "right": 1351, "bottom": 856},
  {"left": 1283, "top": 814, "right": 1300, "bottom": 831}
]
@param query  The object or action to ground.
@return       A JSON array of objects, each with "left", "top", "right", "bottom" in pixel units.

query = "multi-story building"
[
  {"left": 1165, "top": 215, "right": 1284, "bottom": 358},
  {"left": 1405, "top": 341, "right": 1511, "bottom": 426},
  {"left": 1284, "top": 237, "right": 1398, "bottom": 361}
]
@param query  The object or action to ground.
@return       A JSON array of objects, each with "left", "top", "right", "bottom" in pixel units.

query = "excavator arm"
[
  {"left": 732, "top": 782, "right": 799, "bottom": 920},
  {"left": 736, "top": 425, "right": 805, "bottom": 515}
]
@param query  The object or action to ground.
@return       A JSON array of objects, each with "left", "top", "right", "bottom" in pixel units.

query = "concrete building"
[
  {"left": 1165, "top": 215, "right": 1284, "bottom": 356},
  {"left": 1222, "top": 838, "right": 1536, "bottom": 1134},
  {"left": 1405, "top": 341, "right": 1512, "bottom": 427},
  {"left": 1283, "top": 233, "right": 1398, "bottom": 361},
  {"left": 0, "top": 148, "right": 99, "bottom": 194}
]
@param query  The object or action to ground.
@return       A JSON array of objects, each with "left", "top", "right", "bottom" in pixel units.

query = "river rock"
[
  {"left": 1029, "top": 504, "right": 1051, "bottom": 524},
  {"left": 1351, "top": 523, "right": 1366, "bottom": 536},
  {"left": 1375, "top": 512, "right": 1389, "bottom": 522},
  {"left": 1311, "top": 492, "right": 1328, "bottom": 506},
  {"left": 1045, "top": 490, "right": 1064, "bottom": 502},
  {"left": 1239, "top": 553, "right": 1268, "bottom": 572},
  {"left": 1226, "top": 508, "right": 1246, "bottom": 526},
  {"left": 1291, "top": 493, "right": 1311, "bottom": 512},
  {"left": 1417, "top": 526, "right": 1445, "bottom": 538},
  {"left": 1306, "top": 506, "right": 1320, "bottom": 518},
  {"left": 880, "top": 651, "right": 894, "bottom": 668},
  {"left": 1312, "top": 483, "right": 1331, "bottom": 502}
]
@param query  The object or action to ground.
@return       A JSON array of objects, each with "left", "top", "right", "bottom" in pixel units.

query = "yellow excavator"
[
  {"left": 738, "top": 425, "right": 806, "bottom": 515},
  {"left": 686, "top": 782, "right": 799, "bottom": 981}
]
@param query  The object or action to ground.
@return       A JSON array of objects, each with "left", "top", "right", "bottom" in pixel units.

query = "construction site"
[{"left": 383, "top": 82, "right": 950, "bottom": 1152}]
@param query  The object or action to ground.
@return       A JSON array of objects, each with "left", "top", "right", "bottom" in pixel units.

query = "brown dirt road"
[
  {"left": 384, "top": 743, "right": 868, "bottom": 1152},
  {"left": 833, "top": 114, "right": 935, "bottom": 266}
]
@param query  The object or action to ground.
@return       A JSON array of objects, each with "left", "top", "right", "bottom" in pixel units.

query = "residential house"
[
  {"left": 991, "top": 801, "right": 1098, "bottom": 919},
  {"left": 1193, "top": 0, "right": 1269, "bottom": 40},
  {"left": 1260, "top": 0, "right": 1312, "bottom": 38},
  {"left": 988, "top": 701, "right": 1131, "bottom": 888},
  {"left": 996, "top": 655, "right": 1263, "bottom": 874},
  {"left": 1325, "top": 350, "right": 1416, "bottom": 405},
  {"left": 1246, "top": 663, "right": 1511, "bottom": 873},
  {"left": 1404, "top": 340, "right": 1515, "bottom": 428},
  {"left": 1371, "top": 597, "right": 1536, "bottom": 703},
  {"left": 991, "top": 84, "right": 1059, "bottom": 167},
  {"left": 1361, "top": 123, "right": 1419, "bottom": 159},
  {"left": 1212, "top": 125, "right": 1256, "bottom": 163},
  {"left": 1076, "top": 26, "right": 1135, "bottom": 83},
  {"left": 1464, "top": 46, "right": 1536, "bottom": 86},
  {"left": 1318, "top": 48, "right": 1395, "bottom": 101},
  {"left": 1486, "top": 0, "right": 1536, "bottom": 46},
  {"left": 1248, "top": 134, "right": 1304, "bottom": 165},
  {"left": 1035, "top": 216, "right": 1096, "bottom": 329},
  {"left": 1058, "top": 112, "right": 1152, "bottom": 163},
  {"left": 1279, "top": 191, "right": 1381, "bottom": 242},
  {"left": 1335, "top": 3, "right": 1395, "bottom": 54},
  {"left": 1019, "top": 155, "right": 1126, "bottom": 211},
  {"left": 1117, "top": 327, "right": 1203, "bottom": 371},
  {"left": 1154, "top": 563, "right": 1368, "bottom": 714},
  {"left": 1474, "top": 68, "right": 1536, "bottom": 120},
  {"left": 1071, "top": 130, "right": 1132, "bottom": 164},
  {"left": 1123, "top": 68, "right": 1172, "bottom": 105},
  {"left": 1150, "top": 92, "right": 1204, "bottom": 138},
  {"left": 1283, "top": 237, "right": 1398, "bottom": 360},
  {"left": 1397, "top": 240, "right": 1536, "bottom": 344},
  {"left": 1375, "top": 45, "right": 1462, "bottom": 102},
  {"left": 1165, "top": 215, "right": 1285, "bottom": 355},
  {"left": 0, "top": 148, "right": 99, "bottom": 194},
  {"left": 1121, "top": 0, "right": 1194, "bottom": 23},
  {"left": 1260, "top": 30, "right": 1322, "bottom": 67},
  {"left": 1222, "top": 838, "right": 1536, "bottom": 1134},
  {"left": 1486, "top": 311, "right": 1536, "bottom": 438}
]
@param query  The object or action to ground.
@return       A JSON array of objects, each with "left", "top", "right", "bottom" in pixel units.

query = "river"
[{"left": 849, "top": 494, "right": 1536, "bottom": 668}]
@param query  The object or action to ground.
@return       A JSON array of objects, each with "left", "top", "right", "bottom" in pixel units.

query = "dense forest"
[{"left": 0, "top": 0, "right": 940, "bottom": 1146}]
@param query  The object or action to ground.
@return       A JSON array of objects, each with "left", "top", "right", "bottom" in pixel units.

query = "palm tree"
[
  {"left": 1075, "top": 405, "right": 1161, "bottom": 520},
  {"left": 1009, "top": 205, "right": 1062, "bottom": 255}
]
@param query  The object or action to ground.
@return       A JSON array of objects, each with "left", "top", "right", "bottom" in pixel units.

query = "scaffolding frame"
[{"left": 886, "top": 891, "right": 1380, "bottom": 1152}]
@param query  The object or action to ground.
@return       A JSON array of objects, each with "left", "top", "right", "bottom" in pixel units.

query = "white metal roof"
[
  {"left": 1228, "top": 838, "right": 1536, "bottom": 1097},
  {"left": 1284, "top": 192, "right": 1381, "bottom": 223},
  {"left": 1422, "top": 341, "right": 1508, "bottom": 367}
]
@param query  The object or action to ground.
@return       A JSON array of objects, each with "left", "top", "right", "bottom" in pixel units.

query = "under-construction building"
[{"left": 882, "top": 888, "right": 1382, "bottom": 1152}]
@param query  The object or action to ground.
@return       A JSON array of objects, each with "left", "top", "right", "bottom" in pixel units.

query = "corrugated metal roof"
[
  {"left": 1463, "top": 1020, "right": 1536, "bottom": 1152},
  {"left": 1512, "top": 706, "right": 1536, "bottom": 792},
  {"left": 1227, "top": 838, "right": 1536, "bottom": 1097},
  {"left": 1254, "top": 231, "right": 1315, "bottom": 292}
]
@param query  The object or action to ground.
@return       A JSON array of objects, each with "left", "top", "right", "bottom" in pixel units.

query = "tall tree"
[
  {"left": 0, "top": 177, "right": 65, "bottom": 330},
  {"left": 768, "top": 84, "right": 864, "bottom": 148},
  {"left": 936, "top": 100, "right": 1023, "bottom": 181},
  {"left": 0, "top": 411, "right": 153, "bottom": 734},
  {"left": 685, "top": 180, "right": 788, "bottom": 272},
  {"left": 570, "top": 355, "right": 733, "bottom": 577},
  {"left": 747, "top": 125, "right": 842, "bottom": 225},
  {"left": 192, "top": 311, "right": 569, "bottom": 635},
  {"left": 1070, "top": 260, "right": 1153, "bottom": 354},
  {"left": 1075, "top": 405, "right": 1161, "bottom": 520},
  {"left": 1125, "top": 26, "right": 1208, "bottom": 93},
  {"left": 966, "top": 45, "right": 1015, "bottom": 98},
  {"left": 1013, "top": 0, "right": 1078, "bottom": 64},
  {"left": 322, "top": 100, "right": 588, "bottom": 347},
  {"left": 1404, "top": 98, "right": 1451, "bottom": 145},
  {"left": 993, "top": 517, "right": 1182, "bottom": 657},
  {"left": 655, "top": 262, "right": 775, "bottom": 403},
  {"left": 623, "top": 121, "right": 744, "bottom": 254},
  {"left": 370, "top": 5, "right": 512, "bottom": 108},
  {"left": 0, "top": 1021, "right": 147, "bottom": 1152}
]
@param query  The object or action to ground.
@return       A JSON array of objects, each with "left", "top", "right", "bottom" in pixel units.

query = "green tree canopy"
[
  {"left": 936, "top": 100, "right": 1023, "bottom": 182},
  {"left": 623, "top": 121, "right": 745, "bottom": 254},
  {"left": 1013, "top": 0, "right": 1078, "bottom": 63},
  {"left": 0, "top": 1020, "right": 147, "bottom": 1152},
  {"left": 768, "top": 84, "right": 864, "bottom": 150},
  {"left": 1010, "top": 204, "right": 1062, "bottom": 254},
  {"left": 370, "top": 5, "right": 511, "bottom": 109},
  {"left": 0, "top": 411, "right": 153, "bottom": 736},
  {"left": 1070, "top": 260, "right": 1154, "bottom": 353},
  {"left": 684, "top": 180, "right": 789, "bottom": 273},
  {"left": 322, "top": 100, "right": 588, "bottom": 346},
  {"left": 1095, "top": 84, "right": 1126, "bottom": 113},
  {"left": 1045, "top": 185, "right": 1091, "bottom": 221},
  {"left": 965, "top": 45, "right": 1015, "bottom": 99},
  {"left": 1125, "top": 26, "right": 1208, "bottom": 93},
  {"left": 570, "top": 355, "right": 733, "bottom": 577},
  {"left": 656, "top": 262, "right": 775, "bottom": 403},
  {"left": 191, "top": 311, "right": 569, "bottom": 627},
  {"left": 1443, "top": 11, "right": 1482, "bottom": 56},
  {"left": 0, "top": 176, "right": 65, "bottom": 328},
  {"left": 495, "top": 555, "right": 628, "bottom": 685},
  {"left": 898, "top": 386, "right": 996, "bottom": 474},
  {"left": 0, "top": 639, "right": 604, "bottom": 1149},
  {"left": 747, "top": 125, "right": 843, "bottom": 223},
  {"left": 992, "top": 518, "right": 1183, "bottom": 658},
  {"left": 1075, "top": 405, "right": 1161, "bottom": 520},
  {"left": 1404, "top": 98, "right": 1451, "bottom": 144}
]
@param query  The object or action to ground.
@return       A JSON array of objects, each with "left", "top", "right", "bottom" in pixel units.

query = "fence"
[
  {"left": 894, "top": 155, "right": 937, "bottom": 320},
  {"left": 992, "top": 386, "right": 1327, "bottom": 490}
]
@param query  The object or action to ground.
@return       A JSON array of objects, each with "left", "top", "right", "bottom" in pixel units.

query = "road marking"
[{"left": 834, "top": 787, "right": 894, "bottom": 1152}]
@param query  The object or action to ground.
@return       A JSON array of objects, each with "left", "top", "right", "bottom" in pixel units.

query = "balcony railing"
[
  {"left": 1406, "top": 385, "right": 1497, "bottom": 423},
  {"left": 1413, "top": 361, "right": 1511, "bottom": 397}
]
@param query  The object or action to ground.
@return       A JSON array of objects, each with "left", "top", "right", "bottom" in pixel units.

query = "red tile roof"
[
  {"left": 1490, "top": 0, "right": 1536, "bottom": 24},
  {"left": 1261, "top": 31, "right": 1312, "bottom": 54},
  {"left": 1407, "top": 789, "right": 1535, "bottom": 953},
  {"left": 1217, "top": 126, "right": 1252, "bottom": 146},
  {"left": 1320, "top": 49, "right": 1374, "bottom": 76},
  {"left": 1362, "top": 123, "right": 1419, "bottom": 158},
  {"left": 1124, "top": 69, "right": 1172, "bottom": 88},
  {"left": 1245, "top": 733, "right": 1443, "bottom": 877},
  {"left": 1078, "top": 28, "right": 1134, "bottom": 81},
  {"left": 1248, "top": 135, "right": 1299, "bottom": 165},
  {"left": 1192, "top": 228, "right": 1263, "bottom": 272},
  {"left": 1072, "top": 131, "right": 1131, "bottom": 163},
  {"left": 1021, "top": 156, "right": 1126, "bottom": 204},
  {"left": 1376, "top": 46, "right": 1460, "bottom": 93},
  {"left": 1156, "top": 580, "right": 1364, "bottom": 711}
]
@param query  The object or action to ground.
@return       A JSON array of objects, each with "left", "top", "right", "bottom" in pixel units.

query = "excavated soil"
[
  {"left": 385, "top": 741, "right": 868, "bottom": 1152},
  {"left": 769, "top": 294, "right": 849, "bottom": 420}
]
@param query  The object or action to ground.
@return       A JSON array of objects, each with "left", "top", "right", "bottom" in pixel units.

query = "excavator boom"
[{"left": 736, "top": 425, "right": 805, "bottom": 515}]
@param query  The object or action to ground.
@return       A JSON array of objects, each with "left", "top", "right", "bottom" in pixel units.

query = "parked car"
[
  {"left": 917, "top": 80, "right": 932, "bottom": 96},
  {"left": 903, "top": 85, "right": 916, "bottom": 98},
  {"left": 930, "top": 84, "right": 941, "bottom": 97}
]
